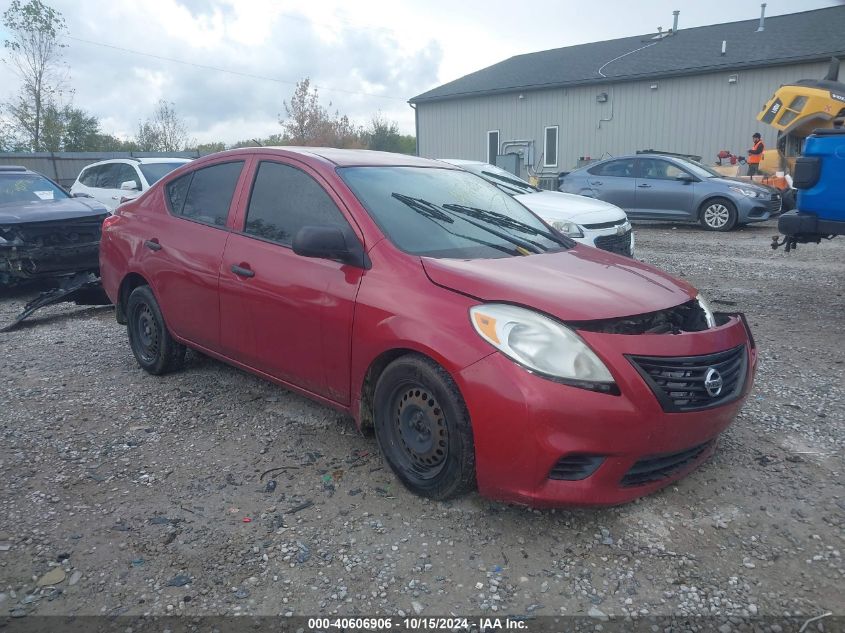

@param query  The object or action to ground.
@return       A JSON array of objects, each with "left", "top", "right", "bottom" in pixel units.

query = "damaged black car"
[{"left": 0, "top": 166, "right": 110, "bottom": 287}]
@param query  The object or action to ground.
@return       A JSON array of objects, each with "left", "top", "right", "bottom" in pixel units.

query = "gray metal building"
[{"left": 409, "top": 6, "right": 845, "bottom": 182}]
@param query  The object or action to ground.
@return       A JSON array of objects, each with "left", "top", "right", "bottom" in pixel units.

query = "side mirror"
[
  {"left": 676, "top": 173, "right": 696, "bottom": 184},
  {"left": 120, "top": 180, "right": 139, "bottom": 191},
  {"left": 72, "top": 192, "right": 93, "bottom": 198},
  {"left": 292, "top": 226, "right": 369, "bottom": 268}
]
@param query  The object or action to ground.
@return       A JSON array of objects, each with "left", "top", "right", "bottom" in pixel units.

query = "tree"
[
  {"left": 39, "top": 103, "right": 100, "bottom": 151},
  {"left": 280, "top": 78, "right": 363, "bottom": 148},
  {"left": 135, "top": 100, "right": 189, "bottom": 151},
  {"left": 2, "top": 0, "right": 67, "bottom": 151}
]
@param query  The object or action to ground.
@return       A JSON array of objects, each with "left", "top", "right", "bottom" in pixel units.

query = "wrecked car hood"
[
  {"left": 421, "top": 246, "right": 696, "bottom": 322},
  {"left": 0, "top": 198, "right": 110, "bottom": 224}
]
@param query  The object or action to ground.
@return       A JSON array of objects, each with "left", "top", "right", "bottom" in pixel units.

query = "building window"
[
  {"left": 487, "top": 130, "right": 499, "bottom": 165},
  {"left": 544, "top": 126, "right": 558, "bottom": 168}
]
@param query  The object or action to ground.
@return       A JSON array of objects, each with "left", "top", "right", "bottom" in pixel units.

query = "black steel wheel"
[
  {"left": 373, "top": 355, "right": 476, "bottom": 500},
  {"left": 126, "top": 285, "right": 186, "bottom": 375}
]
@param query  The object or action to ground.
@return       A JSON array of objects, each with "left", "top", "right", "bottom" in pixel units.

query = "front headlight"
[
  {"left": 729, "top": 186, "right": 762, "bottom": 198},
  {"left": 470, "top": 303, "right": 617, "bottom": 392},
  {"left": 696, "top": 293, "right": 717, "bottom": 329},
  {"left": 551, "top": 220, "right": 584, "bottom": 238}
]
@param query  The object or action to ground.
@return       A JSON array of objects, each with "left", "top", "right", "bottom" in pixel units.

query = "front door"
[
  {"left": 634, "top": 158, "right": 695, "bottom": 219},
  {"left": 219, "top": 158, "right": 365, "bottom": 402}
]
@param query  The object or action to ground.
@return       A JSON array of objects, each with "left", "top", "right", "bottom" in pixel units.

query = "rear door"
[
  {"left": 634, "top": 158, "right": 695, "bottom": 219},
  {"left": 584, "top": 159, "right": 637, "bottom": 211},
  {"left": 143, "top": 160, "right": 247, "bottom": 351},
  {"left": 219, "top": 158, "right": 365, "bottom": 402}
]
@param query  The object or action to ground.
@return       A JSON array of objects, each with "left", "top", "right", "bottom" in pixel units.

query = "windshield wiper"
[
  {"left": 390, "top": 193, "right": 522, "bottom": 257},
  {"left": 441, "top": 203, "right": 571, "bottom": 249},
  {"left": 480, "top": 170, "right": 540, "bottom": 193},
  {"left": 392, "top": 193, "right": 544, "bottom": 254}
]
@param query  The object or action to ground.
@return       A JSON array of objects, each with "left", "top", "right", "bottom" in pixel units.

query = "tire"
[
  {"left": 372, "top": 355, "right": 476, "bottom": 500},
  {"left": 699, "top": 198, "right": 738, "bottom": 231},
  {"left": 126, "top": 285, "right": 186, "bottom": 375}
]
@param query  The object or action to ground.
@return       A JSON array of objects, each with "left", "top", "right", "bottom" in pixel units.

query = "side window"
[
  {"left": 588, "top": 159, "right": 635, "bottom": 178},
  {"left": 487, "top": 130, "right": 499, "bottom": 165},
  {"left": 79, "top": 166, "right": 99, "bottom": 187},
  {"left": 244, "top": 161, "right": 349, "bottom": 246},
  {"left": 166, "top": 173, "right": 192, "bottom": 215},
  {"left": 114, "top": 163, "right": 141, "bottom": 189},
  {"left": 640, "top": 159, "right": 686, "bottom": 180},
  {"left": 167, "top": 161, "right": 244, "bottom": 227},
  {"left": 96, "top": 164, "right": 121, "bottom": 189},
  {"left": 543, "top": 126, "right": 558, "bottom": 167}
]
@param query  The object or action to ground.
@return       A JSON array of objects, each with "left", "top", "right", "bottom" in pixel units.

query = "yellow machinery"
[{"left": 757, "top": 57, "right": 845, "bottom": 175}]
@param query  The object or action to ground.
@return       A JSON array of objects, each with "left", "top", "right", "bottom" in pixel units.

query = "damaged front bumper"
[{"left": 0, "top": 242, "right": 101, "bottom": 283}]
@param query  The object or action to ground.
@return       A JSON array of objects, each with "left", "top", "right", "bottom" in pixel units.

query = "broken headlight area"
[
  {"left": 570, "top": 299, "right": 714, "bottom": 335},
  {"left": 0, "top": 216, "right": 106, "bottom": 282}
]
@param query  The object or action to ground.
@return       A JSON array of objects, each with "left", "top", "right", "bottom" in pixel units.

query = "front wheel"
[
  {"left": 373, "top": 355, "right": 476, "bottom": 500},
  {"left": 126, "top": 285, "right": 186, "bottom": 375},
  {"left": 699, "top": 198, "right": 738, "bottom": 231}
]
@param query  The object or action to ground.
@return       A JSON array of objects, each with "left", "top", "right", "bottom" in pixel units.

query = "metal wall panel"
[{"left": 417, "top": 61, "right": 830, "bottom": 176}]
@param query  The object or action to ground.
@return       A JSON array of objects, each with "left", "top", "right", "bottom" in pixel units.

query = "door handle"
[
  {"left": 111, "top": 196, "right": 120, "bottom": 200},
  {"left": 231, "top": 264, "right": 255, "bottom": 278},
  {"left": 589, "top": 181, "right": 603, "bottom": 186},
  {"left": 637, "top": 183, "right": 652, "bottom": 188},
  {"left": 144, "top": 239, "right": 162, "bottom": 251}
]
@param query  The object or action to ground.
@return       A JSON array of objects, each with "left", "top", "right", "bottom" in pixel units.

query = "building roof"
[{"left": 410, "top": 6, "right": 845, "bottom": 104}]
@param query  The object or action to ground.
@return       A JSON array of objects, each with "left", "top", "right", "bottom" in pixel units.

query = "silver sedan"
[{"left": 559, "top": 153, "right": 781, "bottom": 231}]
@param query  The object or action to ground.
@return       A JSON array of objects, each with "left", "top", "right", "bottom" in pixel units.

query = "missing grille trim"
[{"left": 570, "top": 300, "right": 710, "bottom": 335}]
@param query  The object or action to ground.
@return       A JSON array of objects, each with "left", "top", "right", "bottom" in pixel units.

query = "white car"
[
  {"left": 70, "top": 158, "right": 191, "bottom": 210},
  {"left": 439, "top": 159, "right": 634, "bottom": 257}
]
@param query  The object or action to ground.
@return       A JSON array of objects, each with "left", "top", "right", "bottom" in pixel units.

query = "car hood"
[
  {"left": 706, "top": 177, "right": 777, "bottom": 194},
  {"left": 421, "top": 247, "right": 696, "bottom": 321},
  {"left": 513, "top": 190, "right": 627, "bottom": 224},
  {"left": 0, "top": 198, "right": 110, "bottom": 224}
]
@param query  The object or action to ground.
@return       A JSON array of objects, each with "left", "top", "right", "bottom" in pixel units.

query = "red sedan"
[{"left": 100, "top": 148, "right": 756, "bottom": 507}]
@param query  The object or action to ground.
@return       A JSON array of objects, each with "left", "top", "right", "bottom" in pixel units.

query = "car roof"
[
  {"left": 81, "top": 157, "right": 192, "bottom": 168},
  {"left": 193, "top": 146, "right": 456, "bottom": 169},
  {"left": 438, "top": 158, "right": 486, "bottom": 167},
  {"left": 0, "top": 165, "right": 45, "bottom": 176}
]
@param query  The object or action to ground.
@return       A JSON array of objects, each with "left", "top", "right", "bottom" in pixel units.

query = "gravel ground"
[{"left": 0, "top": 220, "right": 842, "bottom": 624}]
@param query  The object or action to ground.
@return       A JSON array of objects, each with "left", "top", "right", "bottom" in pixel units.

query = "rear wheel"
[
  {"left": 126, "top": 285, "right": 186, "bottom": 375},
  {"left": 699, "top": 198, "right": 738, "bottom": 231},
  {"left": 373, "top": 355, "right": 476, "bottom": 500}
]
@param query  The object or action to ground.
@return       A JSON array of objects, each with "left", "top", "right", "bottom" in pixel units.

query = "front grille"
[
  {"left": 621, "top": 441, "right": 712, "bottom": 487},
  {"left": 628, "top": 344, "right": 747, "bottom": 412},
  {"left": 549, "top": 454, "right": 605, "bottom": 481},
  {"left": 765, "top": 196, "right": 782, "bottom": 214},
  {"left": 582, "top": 219, "right": 628, "bottom": 230},
  {"left": 594, "top": 231, "right": 632, "bottom": 256},
  {"left": 14, "top": 216, "right": 106, "bottom": 246}
]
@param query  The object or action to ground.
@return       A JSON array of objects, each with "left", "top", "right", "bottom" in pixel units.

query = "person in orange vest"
[{"left": 747, "top": 132, "right": 765, "bottom": 177}]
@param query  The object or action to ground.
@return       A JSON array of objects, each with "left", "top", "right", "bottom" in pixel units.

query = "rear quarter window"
[{"left": 165, "top": 161, "right": 244, "bottom": 227}]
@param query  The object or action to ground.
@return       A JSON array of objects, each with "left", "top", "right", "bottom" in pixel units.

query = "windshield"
[
  {"left": 679, "top": 158, "right": 723, "bottom": 179},
  {"left": 339, "top": 166, "right": 569, "bottom": 259},
  {"left": 139, "top": 161, "right": 188, "bottom": 185},
  {"left": 0, "top": 173, "right": 69, "bottom": 206},
  {"left": 458, "top": 162, "right": 539, "bottom": 195}
]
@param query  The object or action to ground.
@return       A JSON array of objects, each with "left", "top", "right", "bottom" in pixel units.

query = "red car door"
[
  {"left": 144, "top": 160, "right": 246, "bottom": 350},
  {"left": 218, "top": 158, "right": 365, "bottom": 403}
]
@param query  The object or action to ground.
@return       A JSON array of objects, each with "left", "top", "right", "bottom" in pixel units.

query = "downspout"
[{"left": 409, "top": 102, "right": 419, "bottom": 156}]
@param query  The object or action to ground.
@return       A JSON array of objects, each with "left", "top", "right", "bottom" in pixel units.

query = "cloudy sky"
[{"left": 0, "top": 0, "right": 840, "bottom": 144}]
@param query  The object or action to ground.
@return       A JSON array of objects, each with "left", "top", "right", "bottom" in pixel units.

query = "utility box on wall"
[{"left": 495, "top": 153, "right": 521, "bottom": 177}]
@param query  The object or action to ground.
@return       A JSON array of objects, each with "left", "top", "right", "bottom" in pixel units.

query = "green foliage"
[
  {"left": 281, "top": 78, "right": 364, "bottom": 148},
  {"left": 2, "top": 0, "right": 67, "bottom": 150},
  {"left": 364, "top": 113, "right": 416, "bottom": 154}
]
